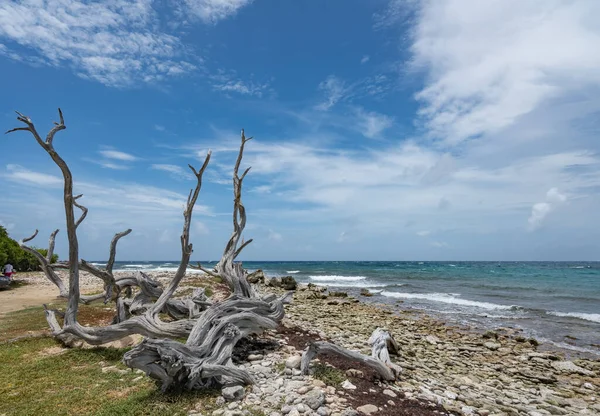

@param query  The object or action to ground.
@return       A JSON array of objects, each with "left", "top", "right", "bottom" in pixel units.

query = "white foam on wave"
[
  {"left": 323, "top": 282, "right": 389, "bottom": 288},
  {"left": 123, "top": 264, "right": 152, "bottom": 268},
  {"left": 380, "top": 291, "right": 513, "bottom": 310},
  {"left": 544, "top": 339, "right": 600, "bottom": 356},
  {"left": 287, "top": 270, "right": 300, "bottom": 274},
  {"left": 548, "top": 311, "right": 600, "bottom": 323},
  {"left": 91, "top": 263, "right": 106, "bottom": 266},
  {"left": 114, "top": 266, "right": 205, "bottom": 274},
  {"left": 309, "top": 275, "right": 367, "bottom": 281}
]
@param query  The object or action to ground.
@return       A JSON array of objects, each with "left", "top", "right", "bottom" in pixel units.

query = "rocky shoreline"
[{"left": 12, "top": 271, "right": 600, "bottom": 415}]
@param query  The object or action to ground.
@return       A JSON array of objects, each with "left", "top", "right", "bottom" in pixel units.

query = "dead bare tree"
[
  {"left": 6, "top": 110, "right": 401, "bottom": 394},
  {"left": 6, "top": 112, "right": 290, "bottom": 390},
  {"left": 17, "top": 228, "right": 68, "bottom": 297}
]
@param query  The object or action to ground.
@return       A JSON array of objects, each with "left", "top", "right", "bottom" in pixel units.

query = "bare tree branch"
[
  {"left": 73, "top": 195, "right": 88, "bottom": 229},
  {"left": 46, "top": 108, "right": 65, "bottom": 145},
  {"left": 47, "top": 229, "right": 59, "bottom": 262},
  {"left": 107, "top": 229, "right": 132, "bottom": 275},
  {"left": 8, "top": 109, "right": 79, "bottom": 323},
  {"left": 17, "top": 230, "right": 67, "bottom": 297},
  {"left": 189, "top": 262, "right": 220, "bottom": 278},
  {"left": 22, "top": 229, "right": 39, "bottom": 244},
  {"left": 151, "top": 151, "right": 212, "bottom": 315},
  {"left": 215, "top": 130, "right": 254, "bottom": 297}
]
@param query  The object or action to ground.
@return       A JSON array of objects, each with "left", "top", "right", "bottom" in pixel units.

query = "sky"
[{"left": 1, "top": 0, "right": 600, "bottom": 261}]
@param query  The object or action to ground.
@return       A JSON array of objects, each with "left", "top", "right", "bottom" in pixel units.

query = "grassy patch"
[
  {"left": 311, "top": 363, "right": 345, "bottom": 387},
  {"left": 0, "top": 336, "right": 219, "bottom": 416},
  {"left": 0, "top": 303, "right": 124, "bottom": 343},
  {"left": 0, "top": 306, "right": 52, "bottom": 342}
]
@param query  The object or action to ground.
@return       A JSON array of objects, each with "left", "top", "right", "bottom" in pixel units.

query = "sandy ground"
[{"left": 0, "top": 282, "right": 63, "bottom": 315}]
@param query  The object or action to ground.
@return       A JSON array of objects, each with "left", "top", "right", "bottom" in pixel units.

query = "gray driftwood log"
[
  {"left": 6, "top": 110, "right": 395, "bottom": 393},
  {"left": 18, "top": 228, "right": 68, "bottom": 297},
  {"left": 300, "top": 328, "right": 402, "bottom": 381}
]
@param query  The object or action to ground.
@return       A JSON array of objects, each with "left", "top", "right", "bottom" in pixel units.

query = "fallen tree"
[{"left": 6, "top": 109, "right": 401, "bottom": 392}]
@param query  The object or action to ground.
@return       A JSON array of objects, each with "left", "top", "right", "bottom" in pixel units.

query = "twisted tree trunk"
[
  {"left": 6, "top": 112, "right": 403, "bottom": 395},
  {"left": 17, "top": 229, "right": 68, "bottom": 297}
]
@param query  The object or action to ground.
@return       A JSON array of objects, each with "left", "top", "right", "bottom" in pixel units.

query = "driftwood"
[
  {"left": 213, "top": 130, "right": 255, "bottom": 297},
  {"left": 7, "top": 111, "right": 394, "bottom": 394},
  {"left": 7, "top": 113, "right": 291, "bottom": 391},
  {"left": 300, "top": 328, "right": 402, "bottom": 381},
  {"left": 123, "top": 131, "right": 292, "bottom": 390},
  {"left": 17, "top": 229, "right": 68, "bottom": 297}
]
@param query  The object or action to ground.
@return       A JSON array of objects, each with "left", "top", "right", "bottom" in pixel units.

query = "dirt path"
[{"left": 0, "top": 284, "right": 63, "bottom": 315}]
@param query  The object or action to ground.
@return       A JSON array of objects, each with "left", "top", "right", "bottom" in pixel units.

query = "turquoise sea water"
[{"left": 103, "top": 260, "right": 600, "bottom": 357}]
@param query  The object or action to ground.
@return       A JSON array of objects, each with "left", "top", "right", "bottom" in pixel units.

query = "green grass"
[
  {"left": 311, "top": 363, "right": 345, "bottom": 387},
  {"left": 0, "top": 304, "right": 219, "bottom": 415},
  {"left": 0, "top": 337, "right": 218, "bottom": 415},
  {"left": 0, "top": 306, "right": 52, "bottom": 342}
]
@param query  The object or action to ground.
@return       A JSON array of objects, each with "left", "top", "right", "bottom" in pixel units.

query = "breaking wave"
[{"left": 380, "top": 291, "right": 513, "bottom": 310}]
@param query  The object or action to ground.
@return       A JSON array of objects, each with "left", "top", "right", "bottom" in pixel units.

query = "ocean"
[{"left": 99, "top": 260, "right": 600, "bottom": 357}]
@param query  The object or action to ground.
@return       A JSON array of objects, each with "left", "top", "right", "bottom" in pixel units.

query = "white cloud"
[
  {"left": 183, "top": 0, "right": 253, "bottom": 23},
  {"left": 355, "top": 108, "right": 393, "bottom": 138},
  {"left": 268, "top": 229, "right": 282, "bottom": 241},
  {"left": 99, "top": 150, "right": 138, "bottom": 161},
  {"left": 416, "top": 230, "right": 430, "bottom": 237},
  {"left": 361, "top": 55, "right": 370, "bottom": 64},
  {"left": 316, "top": 75, "right": 349, "bottom": 111},
  {"left": 210, "top": 70, "right": 272, "bottom": 97},
  {"left": 4, "top": 164, "right": 62, "bottom": 187},
  {"left": 0, "top": 0, "right": 201, "bottom": 87},
  {"left": 195, "top": 222, "right": 210, "bottom": 235},
  {"left": 0, "top": 220, "right": 15, "bottom": 231},
  {"left": 250, "top": 185, "right": 272, "bottom": 194},
  {"left": 431, "top": 241, "right": 448, "bottom": 248},
  {"left": 99, "top": 162, "right": 130, "bottom": 170},
  {"left": 404, "top": 0, "right": 600, "bottom": 144},
  {"left": 151, "top": 164, "right": 194, "bottom": 180},
  {"left": 154, "top": 125, "right": 166, "bottom": 132},
  {"left": 528, "top": 188, "right": 567, "bottom": 230}
]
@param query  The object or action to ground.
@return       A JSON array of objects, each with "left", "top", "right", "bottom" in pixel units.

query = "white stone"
[
  {"left": 382, "top": 389, "right": 397, "bottom": 398},
  {"left": 356, "top": 404, "right": 378, "bottom": 415},
  {"left": 484, "top": 342, "right": 501, "bottom": 351},
  {"left": 341, "top": 380, "right": 356, "bottom": 390},
  {"left": 285, "top": 356, "right": 302, "bottom": 369},
  {"left": 222, "top": 385, "right": 245, "bottom": 401},
  {"left": 551, "top": 361, "right": 595, "bottom": 376}
]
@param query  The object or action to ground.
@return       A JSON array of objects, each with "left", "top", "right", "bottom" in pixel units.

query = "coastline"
[
  {"left": 281, "top": 283, "right": 599, "bottom": 415},
  {"left": 3, "top": 271, "right": 599, "bottom": 415}
]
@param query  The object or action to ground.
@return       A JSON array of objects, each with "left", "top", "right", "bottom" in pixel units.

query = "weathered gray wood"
[
  {"left": 300, "top": 340, "right": 398, "bottom": 381},
  {"left": 8, "top": 114, "right": 297, "bottom": 393},
  {"left": 214, "top": 130, "right": 254, "bottom": 298},
  {"left": 300, "top": 329, "right": 402, "bottom": 381},
  {"left": 18, "top": 229, "right": 68, "bottom": 297},
  {"left": 368, "top": 328, "right": 403, "bottom": 378},
  {"left": 123, "top": 291, "right": 290, "bottom": 391}
]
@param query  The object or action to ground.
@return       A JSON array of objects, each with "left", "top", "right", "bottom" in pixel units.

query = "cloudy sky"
[{"left": 1, "top": 0, "right": 599, "bottom": 261}]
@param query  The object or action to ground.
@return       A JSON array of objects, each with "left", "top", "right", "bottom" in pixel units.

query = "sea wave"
[
  {"left": 287, "top": 270, "right": 300, "bottom": 274},
  {"left": 380, "top": 291, "right": 513, "bottom": 310},
  {"left": 114, "top": 266, "right": 205, "bottom": 274},
  {"left": 91, "top": 263, "right": 106, "bottom": 266},
  {"left": 309, "top": 275, "right": 367, "bottom": 281},
  {"left": 321, "top": 282, "right": 390, "bottom": 288},
  {"left": 547, "top": 311, "right": 600, "bottom": 323},
  {"left": 122, "top": 264, "right": 152, "bottom": 268}
]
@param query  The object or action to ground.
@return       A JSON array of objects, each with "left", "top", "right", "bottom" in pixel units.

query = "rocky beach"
[{"left": 3, "top": 270, "right": 599, "bottom": 416}]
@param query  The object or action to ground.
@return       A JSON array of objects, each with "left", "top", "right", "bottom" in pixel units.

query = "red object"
[{"left": 4, "top": 272, "right": 13, "bottom": 278}]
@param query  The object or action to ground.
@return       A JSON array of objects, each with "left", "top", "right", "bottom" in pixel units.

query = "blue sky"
[{"left": 1, "top": 0, "right": 600, "bottom": 261}]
